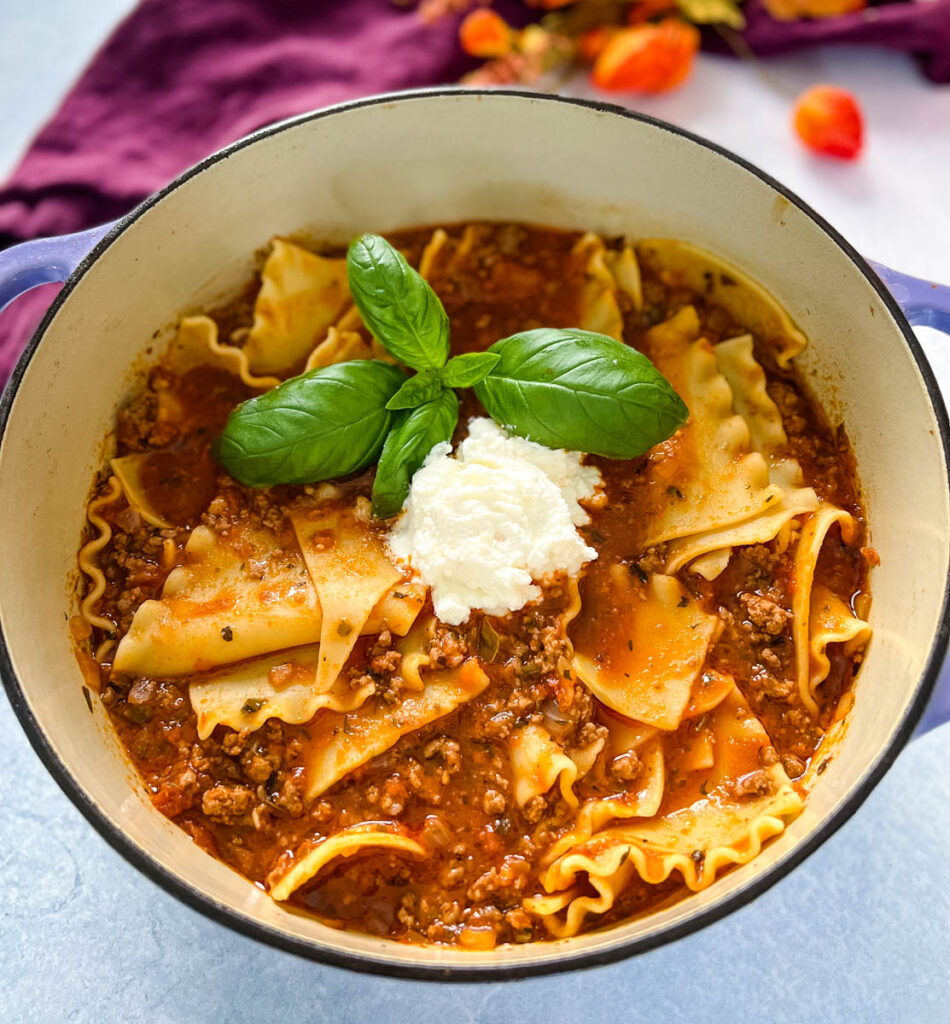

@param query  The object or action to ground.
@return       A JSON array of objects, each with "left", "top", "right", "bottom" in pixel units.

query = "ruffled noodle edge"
[
  {"left": 525, "top": 782, "right": 803, "bottom": 938},
  {"left": 77, "top": 475, "right": 123, "bottom": 662}
]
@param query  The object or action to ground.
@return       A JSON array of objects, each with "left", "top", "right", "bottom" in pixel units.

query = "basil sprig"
[
  {"left": 214, "top": 232, "right": 688, "bottom": 517},
  {"left": 373, "top": 389, "right": 460, "bottom": 519},
  {"left": 386, "top": 369, "right": 444, "bottom": 411},
  {"left": 475, "top": 329, "right": 688, "bottom": 459},
  {"left": 214, "top": 360, "right": 406, "bottom": 487},
  {"left": 347, "top": 234, "right": 449, "bottom": 370},
  {"left": 440, "top": 351, "right": 501, "bottom": 389}
]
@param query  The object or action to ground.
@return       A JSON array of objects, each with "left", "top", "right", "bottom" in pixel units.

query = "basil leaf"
[
  {"left": 440, "top": 351, "right": 501, "bottom": 388},
  {"left": 371, "top": 388, "right": 460, "bottom": 519},
  {"left": 386, "top": 369, "right": 444, "bottom": 411},
  {"left": 214, "top": 360, "right": 406, "bottom": 487},
  {"left": 347, "top": 234, "right": 450, "bottom": 370},
  {"left": 474, "top": 328, "right": 687, "bottom": 459}
]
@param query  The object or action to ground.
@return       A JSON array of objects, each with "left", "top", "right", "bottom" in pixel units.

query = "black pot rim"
[{"left": 2, "top": 87, "right": 948, "bottom": 982}]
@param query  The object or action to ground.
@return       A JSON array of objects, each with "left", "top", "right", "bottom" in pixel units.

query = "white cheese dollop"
[{"left": 388, "top": 418, "right": 602, "bottom": 625}]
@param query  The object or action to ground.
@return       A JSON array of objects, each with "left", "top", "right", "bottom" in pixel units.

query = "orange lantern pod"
[
  {"left": 792, "top": 85, "right": 864, "bottom": 159},
  {"left": 459, "top": 8, "right": 514, "bottom": 59},
  {"left": 592, "top": 19, "right": 700, "bottom": 94}
]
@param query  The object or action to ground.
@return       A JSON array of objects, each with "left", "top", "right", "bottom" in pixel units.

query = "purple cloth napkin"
[
  {"left": 0, "top": 0, "right": 527, "bottom": 383},
  {"left": 712, "top": 0, "right": 950, "bottom": 83},
  {"left": 1, "top": 0, "right": 947, "bottom": 384}
]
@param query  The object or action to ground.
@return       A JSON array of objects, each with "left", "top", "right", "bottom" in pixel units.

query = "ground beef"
[
  {"left": 522, "top": 795, "right": 547, "bottom": 824},
  {"left": 758, "top": 745, "right": 780, "bottom": 767},
  {"left": 734, "top": 544, "right": 779, "bottom": 588},
  {"left": 769, "top": 380, "right": 809, "bottom": 435},
  {"left": 503, "top": 686, "right": 535, "bottom": 718},
  {"left": 379, "top": 776, "right": 408, "bottom": 817},
  {"left": 503, "top": 622, "right": 570, "bottom": 678},
  {"left": 221, "top": 730, "right": 249, "bottom": 757},
  {"left": 467, "top": 855, "right": 530, "bottom": 903},
  {"left": 528, "top": 622, "right": 568, "bottom": 663},
  {"left": 269, "top": 769, "right": 307, "bottom": 817},
  {"left": 151, "top": 765, "right": 199, "bottom": 818},
  {"left": 575, "top": 721, "right": 606, "bottom": 749},
  {"left": 368, "top": 630, "right": 402, "bottom": 675},
  {"left": 351, "top": 629, "right": 411, "bottom": 704},
  {"left": 749, "top": 667, "right": 794, "bottom": 700},
  {"left": 758, "top": 647, "right": 783, "bottom": 672},
  {"left": 127, "top": 677, "right": 155, "bottom": 705},
  {"left": 503, "top": 906, "right": 534, "bottom": 942},
  {"left": 427, "top": 626, "right": 469, "bottom": 669},
  {"left": 781, "top": 753, "right": 806, "bottom": 778},
  {"left": 610, "top": 751, "right": 642, "bottom": 781},
  {"left": 249, "top": 489, "right": 288, "bottom": 533},
  {"left": 739, "top": 592, "right": 791, "bottom": 637},
  {"left": 241, "top": 745, "right": 280, "bottom": 784},
  {"left": 731, "top": 769, "right": 774, "bottom": 800},
  {"left": 546, "top": 686, "right": 597, "bottom": 748},
  {"left": 482, "top": 789, "right": 507, "bottom": 815},
  {"left": 202, "top": 783, "right": 256, "bottom": 823},
  {"left": 116, "top": 387, "right": 159, "bottom": 452},
  {"left": 751, "top": 667, "right": 795, "bottom": 699},
  {"left": 481, "top": 712, "right": 514, "bottom": 741},
  {"left": 422, "top": 736, "right": 461, "bottom": 772},
  {"left": 635, "top": 547, "right": 667, "bottom": 576}
]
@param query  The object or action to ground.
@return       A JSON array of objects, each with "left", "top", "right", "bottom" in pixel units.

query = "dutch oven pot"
[{"left": 0, "top": 90, "right": 948, "bottom": 979}]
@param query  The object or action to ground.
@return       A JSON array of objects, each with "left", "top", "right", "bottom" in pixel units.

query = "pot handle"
[
  {"left": 917, "top": 665, "right": 950, "bottom": 736},
  {"left": 0, "top": 222, "right": 117, "bottom": 313},
  {"left": 869, "top": 261, "right": 950, "bottom": 333},
  {"left": 872, "top": 261, "right": 950, "bottom": 735}
]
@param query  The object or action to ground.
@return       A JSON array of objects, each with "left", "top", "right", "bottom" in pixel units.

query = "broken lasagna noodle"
[{"left": 76, "top": 223, "right": 871, "bottom": 947}]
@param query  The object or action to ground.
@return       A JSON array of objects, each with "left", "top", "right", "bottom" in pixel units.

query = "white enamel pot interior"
[{"left": 0, "top": 90, "right": 948, "bottom": 979}]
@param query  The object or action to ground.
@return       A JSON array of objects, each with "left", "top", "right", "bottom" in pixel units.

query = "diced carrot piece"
[{"left": 458, "top": 925, "right": 498, "bottom": 950}]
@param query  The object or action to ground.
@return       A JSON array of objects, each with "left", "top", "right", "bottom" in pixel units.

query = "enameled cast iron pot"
[{"left": 1, "top": 90, "right": 949, "bottom": 979}]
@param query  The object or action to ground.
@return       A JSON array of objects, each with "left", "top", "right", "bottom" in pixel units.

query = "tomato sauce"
[{"left": 78, "top": 223, "right": 870, "bottom": 946}]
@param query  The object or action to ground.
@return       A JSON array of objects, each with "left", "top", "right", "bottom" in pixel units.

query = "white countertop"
[{"left": 1, "top": 4, "right": 948, "bottom": 1020}]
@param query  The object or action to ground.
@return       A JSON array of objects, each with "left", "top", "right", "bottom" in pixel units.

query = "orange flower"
[
  {"left": 792, "top": 85, "right": 864, "bottom": 159},
  {"left": 459, "top": 8, "right": 514, "bottom": 59},
  {"left": 592, "top": 20, "right": 700, "bottom": 94}
]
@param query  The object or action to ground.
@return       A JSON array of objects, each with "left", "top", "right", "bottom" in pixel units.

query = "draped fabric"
[{"left": 0, "top": 0, "right": 527, "bottom": 383}]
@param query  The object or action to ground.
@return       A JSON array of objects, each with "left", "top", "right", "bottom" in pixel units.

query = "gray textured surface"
[
  {"left": 1, "top": 4, "right": 949, "bottom": 1020},
  {"left": 1, "top": 703, "right": 948, "bottom": 1023},
  {"left": 0, "top": 0, "right": 136, "bottom": 176}
]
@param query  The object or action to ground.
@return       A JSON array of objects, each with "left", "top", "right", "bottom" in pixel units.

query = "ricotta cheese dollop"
[{"left": 388, "top": 418, "right": 603, "bottom": 626}]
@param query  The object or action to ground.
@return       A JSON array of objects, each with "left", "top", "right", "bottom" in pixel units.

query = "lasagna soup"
[{"left": 75, "top": 223, "right": 872, "bottom": 947}]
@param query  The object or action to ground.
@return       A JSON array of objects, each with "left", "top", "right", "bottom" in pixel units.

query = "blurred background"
[{"left": 1, "top": 2, "right": 948, "bottom": 1021}]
